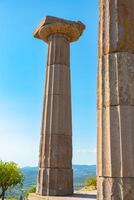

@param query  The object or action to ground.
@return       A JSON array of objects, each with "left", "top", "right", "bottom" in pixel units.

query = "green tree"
[
  {"left": 19, "top": 195, "right": 23, "bottom": 200},
  {"left": 84, "top": 176, "right": 97, "bottom": 189},
  {"left": 0, "top": 161, "right": 24, "bottom": 200},
  {"left": 25, "top": 186, "right": 36, "bottom": 198}
]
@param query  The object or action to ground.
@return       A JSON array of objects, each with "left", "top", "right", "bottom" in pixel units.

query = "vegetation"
[
  {"left": 25, "top": 186, "right": 36, "bottom": 198},
  {"left": 84, "top": 176, "right": 97, "bottom": 189},
  {"left": 0, "top": 161, "right": 24, "bottom": 200}
]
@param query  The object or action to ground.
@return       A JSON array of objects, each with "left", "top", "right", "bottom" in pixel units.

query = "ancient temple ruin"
[
  {"left": 29, "top": 1, "right": 134, "bottom": 199},
  {"left": 29, "top": 16, "right": 85, "bottom": 200}
]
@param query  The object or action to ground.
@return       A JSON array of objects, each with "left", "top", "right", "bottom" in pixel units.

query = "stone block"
[
  {"left": 97, "top": 109, "right": 102, "bottom": 176},
  {"left": 45, "top": 64, "right": 71, "bottom": 96},
  {"left": 97, "top": 52, "right": 134, "bottom": 109},
  {"left": 99, "top": 106, "right": 112, "bottom": 177},
  {"left": 36, "top": 168, "right": 73, "bottom": 196},
  {"left": 41, "top": 94, "right": 72, "bottom": 135},
  {"left": 119, "top": 106, "right": 134, "bottom": 177},
  {"left": 98, "top": 106, "right": 134, "bottom": 177},
  {"left": 39, "top": 134, "right": 72, "bottom": 168},
  {"left": 99, "top": 0, "right": 134, "bottom": 57},
  {"left": 98, "top": 177, "right": 134, "bottom": 200},
  {"left": 50, "top": 94, "right": 72, "bottom": 135},
  {"left": 40, "top": 94, "right": 52, "bottom": 135},
  {"left": 47, "top": 35, "right": 70, "bottom": 66}
]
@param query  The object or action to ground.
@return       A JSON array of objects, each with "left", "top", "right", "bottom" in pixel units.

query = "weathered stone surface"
[
  {"left": 97, "top": 109, "right": 102, "bottom": 177},
  {"left": 98, "top": 106, "right": 134, "bottom": 177},
  {"left": 47, "top": 35, "right": 70, "bottom": 66},
  {"left": 37, "top": 33, "right": 73, "bottom": 195},
  {"left": 99, "top": 0, "right": 134, "bottom": 57},
  {"left": 34, "top": 16, "right": 85, "bottom": 43},
  {"left": 30, "top": 16, "right": 85, "bottom": 199},
  {"left": 36, "top": 168, "right": 73, "bottom": 196},
  {"left": 97, "top": 52, "right": 134, "bottom": 109},
  {"left": 40, "top": 94, "right": 72, "bottom": 135},
  {"left": 98, "top": 177, "right": 134, "bottom": 200},
  {"left": 98, "top": 0, "right": 134, "bottom": 199},
  {"left": 45, "top": 65, "right": 71, "bottom": 96},
  {"left": 38, "top": 134, "right": 72, "bottom": 168}
]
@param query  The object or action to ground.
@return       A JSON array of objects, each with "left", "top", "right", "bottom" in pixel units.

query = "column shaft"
[
  {"left": 37, "top": 34, "right": 73, "bottom": 196},
  {"left": 98, "top": 0, "right": 134, "bottom": 199},
  {"left": 32, "top": 16, "right": 85, "bottom": 199}
]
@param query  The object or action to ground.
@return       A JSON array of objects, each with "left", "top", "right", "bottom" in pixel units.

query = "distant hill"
[
  {"left": 22, "top": 167, "right": 38, "bottom": 189},
  {"left": 22, "top": 165, "right": 96, "bottom": 188},
  {"left": 73, "top": 165, "right": 96, "bottom": 186},
  {"left": 6, "top": 165, "right": 96, "bottom": 197}
]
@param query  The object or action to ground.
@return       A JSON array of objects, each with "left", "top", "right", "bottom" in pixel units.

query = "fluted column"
[
  {"left": 33, "top": 16, "right": 85, "bottom": 197},
  {"left": 97, "top": 0, "right": 134, "bottom": 199}
]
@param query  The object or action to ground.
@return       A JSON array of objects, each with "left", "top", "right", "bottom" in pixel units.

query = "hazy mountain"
[
  {"left": 22, "top": 165, "right": 96, "bottom": 188},
  {"left": 73, "top": 165, "right": 96, "bottom": 186}
]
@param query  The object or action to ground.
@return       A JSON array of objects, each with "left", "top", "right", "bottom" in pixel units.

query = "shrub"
[
  {"left": 84, "top": 176, "right": 97, "bottom": 189},
  {"left": 25, "top": 186, "right": 36, "bottom": 198}
]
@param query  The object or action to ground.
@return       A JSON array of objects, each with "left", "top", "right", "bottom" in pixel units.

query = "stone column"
[
  {"left": 33, "top": 16, "right": 85, "bottom": 197},
  {"left": 97, "top": 0, "right": 134, "bottom": 199}
]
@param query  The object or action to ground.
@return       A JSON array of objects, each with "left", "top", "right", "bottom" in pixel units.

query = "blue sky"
[{"left": 0, "top": 0, "right": 98, "bottom": 167}]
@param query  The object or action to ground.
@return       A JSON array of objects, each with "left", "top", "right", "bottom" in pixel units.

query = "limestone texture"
[
  {"left": 97, "top": 53, "right": 134, "bottom": 109},
  {"left": 34, "top": 16, "right": 85, "bottom": 43},
  {"left": 98, "top": 177, "right": 134, "bottom": 200},
  {"left": 99, "top": 0, "right": 134, "bottom": 57},
  {"left": 97, "top": 0, "right": 134, "bottom": 199},
  {"left": 30, "top": 16, "right": 85, "bottom": 198}
]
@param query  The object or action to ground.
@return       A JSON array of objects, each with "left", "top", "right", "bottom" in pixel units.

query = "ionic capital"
[{"left": 34, "top": 16, "right": 85, "bottom": 43}]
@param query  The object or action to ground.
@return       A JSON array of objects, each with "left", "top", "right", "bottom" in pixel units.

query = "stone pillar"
[
  {"left": 97, "top": 0, "right": 134, "bottom": 199},
  {"left": 33, "top": 16, "right": 85, "bottom": 197}
]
